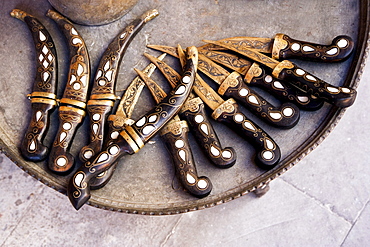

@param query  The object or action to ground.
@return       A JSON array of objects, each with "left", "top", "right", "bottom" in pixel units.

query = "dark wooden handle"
[
  {"left": 273, "top": 60, "right": 357, "bottom": 108},
  {"left": 218, "top": 72, "right": 300, "bottom": 129},
  {"left": 245, "top": 63, "right": 324, "bottom": 111},
  {"left": 161, "top": 120, "right": 212, "bottom": 198},
  {"left": 272, "top": 34, "right": 354, "bottom": 62},
  {"left": 212, "top": 99, "right": 280, "bottom": 169},
  {"left": 48, "top": 106, "right": 84, "bottom": 174},
  {"left": 179, "top": 97, "right": 236, "bottom": 168}
]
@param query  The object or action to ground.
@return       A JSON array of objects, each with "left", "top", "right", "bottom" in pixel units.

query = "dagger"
[
  {"left": 147, "top": 45, "right": 300, "bottom": 128},
  {"left": 199, "top": 33, "right": 354, "bottom": 62},
  {"left": 199, "top": 49, "right": 324, "bottom": 111},
  {"left": 47, "top": 10, "right": 90, "bottom": 174},
  {"left": 143, "top": 52, "right": 237, "bottom": 168},
  {"left": 89, "top": 53, "right": 166, "bottom": 190},
  {"left": 135, "top": 68, "right": 212, "bottom": 198},
  {"left": 203, "top": 40, "right": 357, "bottom": 108},
  {"left": 67, "top": 46, "right": 198, "bottom": 210},
  {"left": 11, "top": 9, "right": 58, "bottom": 161},
  {"left": 148, "top": 45, "right": 280, "bottom": 170},
  {"left": 79, "top": 9, "right": 159, "bottom": 164}
]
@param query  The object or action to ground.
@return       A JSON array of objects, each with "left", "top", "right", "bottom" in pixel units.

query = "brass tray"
[{"left": 1, "top": 0, "right": 369, "bottom": 214}]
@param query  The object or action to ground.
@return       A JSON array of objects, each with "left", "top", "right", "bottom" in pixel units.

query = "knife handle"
[
  {"left": 20, "top": 100, "right": 57, "bottom": 161},
  {"left": 218, "top": 72, "right": 300, "bottom": 129},
  {"left": 273, "top": 60, "right": 357, "bottom": 108},
  {"left": 212, "top": 98, "right": 280, "bottom": 169},
  {"left": 245, "top": 63, "right": 324, "bottom": 111},
  {"left": 48, "top": 106, "right": 84, "bottom": 174},
  {"left": 161, "top": 120, "right": 212, "bottom": 198},
  {"left": 272, "top": 34, "right": 354, "bottom": 62},
  {"left": 179, "top": 97, "right": 236, "bottom": 168}
]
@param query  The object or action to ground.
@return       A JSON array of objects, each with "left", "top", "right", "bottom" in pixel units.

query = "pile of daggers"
[{"left": 12, "top": 8, "right": 356, "bottom": 210}]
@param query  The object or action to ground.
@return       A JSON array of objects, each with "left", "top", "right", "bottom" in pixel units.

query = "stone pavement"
[{"left": 1, "top": 0, "right": 370, "bottom": 246}]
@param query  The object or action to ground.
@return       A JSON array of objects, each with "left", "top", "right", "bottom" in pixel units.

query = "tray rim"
[{"left": 1, "top": 0, "right": 369, "bottom": 215}]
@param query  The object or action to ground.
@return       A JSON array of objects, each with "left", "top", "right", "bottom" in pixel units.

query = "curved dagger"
[
  {"left": 47, "top": 10, "right": 90, "bottom": 174},
  {"left": 67, "top": 46, "right": 198, "bottom": 210},
  {"left": 11, "top": 9, "right": 58, "bottom": 161},
  {"left": 143, "top": 52, "right": 236, "bottom": 168},
  {"left": 204, "top": 40, "right": 357, "bottom": 108},
  {"left": 135, "top": 68, "right": 212, "bottom": 198},
  {"left": 79, "top": 9, "right": 159, "bottom": 164},
  {"left": 89, "top": 53, "right": 166, "bottom": 190},
  {"left": 199, "top": 34, "right": 354, "bottom": 62}
]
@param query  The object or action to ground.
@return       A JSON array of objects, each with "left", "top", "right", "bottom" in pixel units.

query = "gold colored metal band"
[
  {"left": 125, "top": 125, "right": 145, "bottom": 149},
  {"left": 179, "top": 97, "right": 203, "bottom": 114},
  {"left": 271, "top": 60, "right": 295, "bottom": 79},
  {"left": 272, "top": 33, "right": 289, "bottom": 60},
  {"left": 160, "top": 120, "right": 188, "bottom": 136},
  {"left": 120, "top": 130, "right": 140, "bottom": 153},
  {"left": 90, "top": 93, "right": 117, "bottom": 101},
  {"left": 218, "top": 71, "right": 240, "bottom": 96},
  {"left": 87, "top": 99, "right": 114, "bottom": 107},
  {"left": 59, "top": 105, "right": 86, "bottom": 117},
  {"left": 28, "top": 92, "right": 57, "bottom": 99},
  {"left": 30, "top": 98, "right": 57, "bottom": 105},
  {"left": 244, "top": 63, "right": 263, "bottom": 83},
  {"left": 60, "top": 98, "right": 87, "bottom": 109}
]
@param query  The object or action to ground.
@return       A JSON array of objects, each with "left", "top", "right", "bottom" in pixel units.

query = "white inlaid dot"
[
  {"left": 38, "top": 54, "right": 44, "bottom": 62},
  {"left": 269, "top": 112, "right": 282, "bottom": 120},
  {"left": 265, "top": 139, "right": 275, "bottom": 150},
  {"left": 29, "top": 140, "right": 36, "bottom": 151},
  {"left": 73, "top": 83, "right": 81, "bottom": 90},
  {"left": 248, "top": 95, "right": 259, "bottom": 105},
  {"left": 283, "top": 107, "right": 294, "bottom": 117},
  {"left": 175, "top": 85, "right": 186, "bottom": 95},
  {"left": 142, "top": 125, "right": 155, "bottom": 135},
  {"left": 302, "top": 46, "right": 315, "bottom": 52},
  {"left": 297, "top": 96, "right": 309, "bottom": 103},
  {"left": 109, "top": 145, "right": 119, "bottom": 155},
  {"left": 84, "top": 150, "right": 93, "bottom": 159},
  {"left": 175, "top": 140, "right": 185, "bottom": 149},
  {"left": 148, "top": 115, "right": 158, "bottom": 123},
  {"left": 92, "top": 124, "right": 99, "bottom": 134},
  {"left": 96, "top": 70, "right": 103, "bottom": 79},
  {"left": 63, "top": 122, "right": 72, "bottom": 130},
  {"left": 239, "top": 88, "right": 249, "bottom": 97},
  {"left": 197, "top": 179, "right": 208, "bottom": 189},
  {"left": 47, "top": 54, "right": 53, "bottom": 62},
  {"left": 120, "top": 32, "right": 127, "bottom": 39},
  {"left": 179, "top": 150, "right": 186, "bottom": 162},
  {"left": 77, "top": 64, "right": 84, "bottom": 76},
  {"left": 341, "top": 87, "right": 351, "bottom": 93},
  {"left": 97, "top": 153, "right": 109, "bottom": 163},
  {"left": 36, "top": 111, "right": 42, "bottom": 121},
  {"left": 234, "top": 113, "right": 244, "bottom": 123},
  {"left": 42, "top": 60, "right": 49, "bottom": 68},
  {"left": 305, "top": 75, "right": 317, "bottom": 81},
  {"left": 98, "top": 79, "right": 106, "bottom": 86},
  {"left": 39, "top": 31, "right": 46, "bottom": 41},
  {"left": 111, "top": 131, "right": 119, "bottom": 139},
  {"left": 74, "top": 173, "right": 84, "bottom": 187},
  {"left": 93, "top": 114, "right": 101, "bottom": 121},
  {"left": 244, "top": 121, "right": 256, "bottom": 131},
  {"left": 194, "top": 114, "right": 204, "bottom": 123},
  {"left": 327, "top": 86, "right": 340, "bottom": 93},
  {"left": 72, "top": 38, "right": 82, "bottom": 45},
  {"left": 182, "top": 76, "right": 191, "bottom": 83},
  {"left": 296, "top": 69, "right": 305, "bottom": 76},
  {"left": 210, "top": 145, "right": 220, "bottom": 156},
  {"left": 186, "top": 173, "right": 196, "bottom": 184},
  {"left": 291, "top": 43, "right": 301, "bottom": 51},
  {"left": 104, "top": 61, "right": 110, "bottom": 71},
  {"left": 264, "top": 75, "right": 273, "bottom": 83},
  {"left": 56, "top": 157, "right": 67, "bottom": 167},
  {"left": 59, "top": 132, "right": 67, "bottom": 142},
  {"left": 222, "top": 150, "right": 232, "bottom": 159},
  {"left": 42, "top": 45, "right": 48, "bottom": 54},
  {"left": 200, "top": 124, "right": 209, "bottom": 135},
  {"left": 337, "top": 39, "right": 348, "bottom": 48},
  {"left": 262, "top": 151, "right": 274, "bottom": 160},
  {"left": 43, "top": 72, "right": 50, "bottom": 82},
  {"left": 273, "top": 81, "right": 285, "bottom": 89},
  {"left": 71, "top": 28, "right": 78, "bottom": 35},
  {"left": 326, "top": 47, "right": 338, "bottom": 55}
]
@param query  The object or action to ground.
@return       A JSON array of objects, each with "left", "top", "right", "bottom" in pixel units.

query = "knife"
[
  {"left": 135, "top": 68, "right": 212, "bottom": 198},
  {"left": 149, "top": 45, "right": 280, "bottom": 170},
  {"left": 199, "top": 49, "right": 324, "bottom": 111},
  {"left": 67, "top": 46, "right": 198, "bottom": 210},
  {"left": 11, "top": 9, "right": 58, "bottom": 161},
  {"left": 89, "top": 53, "right": 166, "bottom": 190},
  {"left": 199, "top": 33, "right": 354, "bottom": 62},
  {"left": 147, "top": 45, "right": 300, "bottom": 128},
  {"left": 47, "top": 10, "right": 90, "bottom": 174},
  {"left": 204, "top": 40, "right": 357, "bottom": 108},
  {"left": 79, "top": 9, "right": 159, "bottom": 165},
  {"left": 143, "top": 52, "right": 237, "bottom": 168}
]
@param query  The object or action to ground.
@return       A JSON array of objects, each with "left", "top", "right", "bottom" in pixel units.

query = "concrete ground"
[{"left": 1, "top": 1, "right": 370, "bottom": 246}]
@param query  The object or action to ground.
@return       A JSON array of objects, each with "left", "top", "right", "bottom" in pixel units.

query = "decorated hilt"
[
  {"left": 47, "top": 10, "right": 90, "bottom": 174},
  {"left": 211, "top": 98, "right": 280, "bottom": 169},
  {"left": 272, "top": 60, "right": 357, "bottom": 108},
  {"left": 11, "top": 9, "right": 58, "bottom": 161},
  {"left": 79, "top": 9, "right": 159, "bottom": 163},
  {"left": 67, "top": 46, "right": 198, "bottom": 210},
  {"left": 272, "top": 34, "right": 354, "bottom": 62}
]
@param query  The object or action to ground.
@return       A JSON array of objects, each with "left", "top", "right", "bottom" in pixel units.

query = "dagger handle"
[
  {"left": 245, "top": 63, "right": 324, "bottom": 111},
  {"left": 20, "top": 101, "right": 56, "bottom": 161},
  {"left": 212, "top": 99, "right": 280, "bottom": 169},
  {"left": 273, "top": 60, "right": 357, "bottom": 108},
  {"left": 179, "top": 97, "right": 236, "bottom": 168},
  {"left": 218, "top": 72, "right": 300, "bottom": 129},
  {"left": 161, "top": 120, "right": 212, "bottom": 198},
  {"left": 48, "top": 106, "right": 84, "bottom": 174},
  {"left": 272, "top": 34, "right": 354, "bottom": 62},
  {"left": 68, "top": 134, "right": 135, "bottom": 210}
]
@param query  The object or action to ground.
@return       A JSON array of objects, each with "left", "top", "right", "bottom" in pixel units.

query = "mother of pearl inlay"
[
  {"left": 74, "top": 173, "right": 84, "bottom": 187},
  {"left": 142, "top": 125, "right": 155, "bottom": 135},
  {"left": 194, "top": 114, "right": 204, "bottom": 123},
  {"left": 197, "top": 179, "right": 208, "bottom": 189},
  {"left": 57, "top": 157, "right": 67, "bottom": 167},
  {"left": 337, "top": 39, "right": 348, "bottom": 48},
  {"left": 186, "top": 173, "right": 196, "bottom": 184},
  {"left": 39, "top": 31, "right": 46, "bottom": 41},
  {"left": 239, "top": 88, "right": 249, "bottom": 97}
]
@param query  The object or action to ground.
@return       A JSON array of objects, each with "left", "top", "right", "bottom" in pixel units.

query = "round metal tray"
[{"left": 1, "top": 0, "right": 369, "bottom": 214}]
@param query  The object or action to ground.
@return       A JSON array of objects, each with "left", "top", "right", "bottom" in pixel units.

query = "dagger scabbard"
[
  {"left": 80, "top": 9, "right": 159, "bottom": 163},
  {"left": 272, "top": 34, "right": 354, "bottom": 62},
  {"left": 47, "top": 10, "right": 90, "bottom": 174},
  {"left": 211, "top": 99, "right": 280, "bottom": 169},
  {"left": 179, "top": 97, "right": 236, "bottom": 168},
  {"left": 161, "top": 120, "right": 212, "bottom": 198},
  {"left": 67, "top": 46, "right": 198, "bottom": 210},
  {"left": 11, "top": 9, "right": 58, "bottom": 161}
]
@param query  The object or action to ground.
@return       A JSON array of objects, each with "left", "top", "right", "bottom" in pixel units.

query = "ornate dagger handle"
[
  {"left": 179, "top": 97, "right": 236, "bottom": 168},
  {"left": 272, "top": 34, "right": 354, "bottom": 62},
  {"left": 11, "top": 9, "right": 58, "bottom": 161},
  {"left": 67, "top": 46, "right": 198, "bottom": 210},
  {"left": 47, "top": 10, "right": 90, "bottom": 174},
  {"left": 212, "top": 99, "right": 280, "bottom": 169},
  {"left": 161, "top": 120, "right": 212, "bottom": 198},
  {"left": 218, "top": 72, "right": 300, "bottom": 129},
  {"left": 272, "top": 60, "right": 357, "bottom": 108},
  {"left": 245, "top": 63, "right": 324, "bottom": 111}
]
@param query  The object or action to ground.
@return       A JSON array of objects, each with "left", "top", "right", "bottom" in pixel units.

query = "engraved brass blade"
[{"left": 198, "top": 54, "right": 229, "bottom": 85}]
